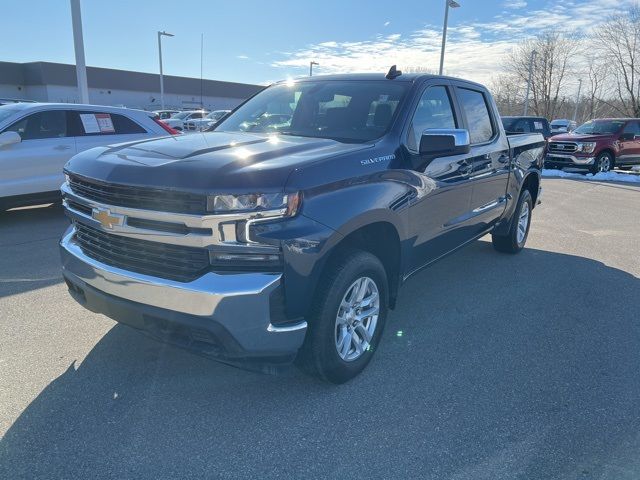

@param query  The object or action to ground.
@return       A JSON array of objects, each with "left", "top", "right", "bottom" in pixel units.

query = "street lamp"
[
  {"left": 523, "top": 50, "right": 537, "bottom": 116},
  {"left": 157, "top": 30, "right": 174, "bottom": 110},
  {"left": 439, "top": 0, "right": 460, "bottom": 76},
  {"left": 310, "top": 61, "right": 319, "bottom": 76}
]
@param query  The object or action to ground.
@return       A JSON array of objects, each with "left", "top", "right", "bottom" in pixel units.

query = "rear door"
[
  {"left": 0, "top": 109, "right": 76, "bottom": 197},
  {"left": 69, "top": 110, "right": 151, "bottom": 153},
  {"left": 618, "top": 120, "right": 640, "bottom": 166},
  {"left": 453, "top": 84, "right": 510, "bottom": 234},
  {"left": 404, "top": 81, "right": 476, "bottom": 271}
]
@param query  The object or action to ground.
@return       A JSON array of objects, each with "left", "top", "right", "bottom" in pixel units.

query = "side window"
[
  {"left": 623, "top": 121, "right": 640, "bottom": 136},
  {"left": 457, "top": 88, "right": 494, "bottom": 144},
  {"left": 190, "top": 112, "right": 204, "bottom": 119},
  {"left": 69, "top": 111, "right": 146, "bottom": 136},
  {"left": 5, "top": 110, "right": 68, "bottom": 140},
  {"left": 408, "top": 86, "right": 457, "bottom": 151}
]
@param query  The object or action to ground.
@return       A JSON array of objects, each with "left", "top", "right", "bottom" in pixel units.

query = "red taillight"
[{"left": 154, "top": 118, "right": 181, "bottom": 135}]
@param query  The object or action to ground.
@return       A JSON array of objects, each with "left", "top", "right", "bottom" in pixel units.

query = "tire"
[
  {"left": 492, "top": 189, "right": 533, "bottom": 254},
  {"left": 590, "top": 152, "right": 613, "bottom": 174},
  {"left": 298, "top": 249, "right": 389, "bottom": 383}
]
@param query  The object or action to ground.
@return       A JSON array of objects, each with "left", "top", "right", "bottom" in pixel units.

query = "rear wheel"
[
  {"left": 298, "top": 249, "right": 388, "bottom": 383},
  {"left": 492, "top": 189, "right": 533, "bottom": 254},
  {"left": 590, "top": 152, "right": 613, "bottom": 174}
]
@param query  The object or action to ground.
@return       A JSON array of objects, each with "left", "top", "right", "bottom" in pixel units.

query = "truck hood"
[
  {"left": 550, "top": 133, "right": 613, "bottom": 142},
  {"left": 65, "top": 131, "right": 372, "bottom": 193}
]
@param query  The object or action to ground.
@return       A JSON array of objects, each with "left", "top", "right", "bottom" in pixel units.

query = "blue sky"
[{"left": 0, "top": 0, "right": 633, "bottom": 86}]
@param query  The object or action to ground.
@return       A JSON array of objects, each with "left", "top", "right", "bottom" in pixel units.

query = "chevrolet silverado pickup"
[
  {"left": 546, "top": 118, "right": 640, "bottom": 173},
  {"left": 60, "top": 69, "right": 544, "bottom": 383}
]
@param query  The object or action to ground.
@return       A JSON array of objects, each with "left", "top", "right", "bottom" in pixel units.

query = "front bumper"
[
  {"left": 60, "top": 227, "right": 307, "bottom": 362},
  {"left": 545, "top": 153, "right": 595, "bottom": 169}
]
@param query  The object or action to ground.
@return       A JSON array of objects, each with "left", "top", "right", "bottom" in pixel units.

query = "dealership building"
[{"left": 0, "top": 61, "right": 263, "bottom": 111}]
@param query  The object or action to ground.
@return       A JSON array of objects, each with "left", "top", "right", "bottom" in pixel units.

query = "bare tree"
[
  {"left": 593, "top": 5, "right": 640, "bottom": 117},
  {"left": 507, "top": 31, "right": 578, "bottom": 119},
  {"left": 489, "top": 73, "right": 523, "bottom": 115}
]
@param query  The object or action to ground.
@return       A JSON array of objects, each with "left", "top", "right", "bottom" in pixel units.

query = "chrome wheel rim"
[
  {"left": 517, "top": 200, "right": 530, "bottom": 244},
  {"left": 598, "top": 156, "right": 611, "bottom": 172},
  {"left": 334, "top": 277, "right": 379, "bottom": 362}
]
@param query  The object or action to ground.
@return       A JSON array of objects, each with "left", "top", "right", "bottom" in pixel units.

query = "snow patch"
[{"left": 542, "top": 168, "right": 640, "bottom": 184}]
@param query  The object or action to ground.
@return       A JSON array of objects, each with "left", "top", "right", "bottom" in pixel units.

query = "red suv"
[{"left": 545, "top": 118, "right": 640, "bottom": 173}]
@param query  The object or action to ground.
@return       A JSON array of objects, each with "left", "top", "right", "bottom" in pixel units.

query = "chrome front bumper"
[
  {"left": 545, "top": 153, "right": 595, "bottom": 165},
  {"left": 60, "top": 227, "right": 307, "bottom": 358}
]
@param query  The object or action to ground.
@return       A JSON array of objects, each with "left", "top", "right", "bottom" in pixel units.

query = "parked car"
[
  {"left": 153, "top": 109, "right": 181, "bottom": 120},
  {"left": 161, "top": 110, "right": 209, "bottom": 131},
  {"left": 60, "top": 71, "right": 544, "bottom": 383},
  {"left": 502, "top": 116, "right": 551, "bottom": 139},
  {"left": 184, "top": 110, "right": 231, "bottom": 131},
  {"left": 0, "top": 103, "right": 179, "bottom": 210},
  {"left": 550, "top": 118, "right": 577, "bottom": 134},
  {"left": 546, "top": 118, "right": 640, "bottom": 173}
]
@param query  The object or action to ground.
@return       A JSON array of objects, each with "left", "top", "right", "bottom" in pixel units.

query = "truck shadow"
[
  {"left": 2, "top": 242, "right": 640, "bottom": 479},
  {"left": 0, "top": 204, "right": 67, "bottom": 298}
]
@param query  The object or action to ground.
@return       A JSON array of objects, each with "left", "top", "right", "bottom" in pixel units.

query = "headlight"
[
  {"left": 206, "top": 192, "right": 301, "bottom": 216},
  {"left": 576, "top": 142, "right": 596, "bottom": 154}
]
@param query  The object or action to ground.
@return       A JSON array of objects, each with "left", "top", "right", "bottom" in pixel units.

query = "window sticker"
[
  {"left": 79, "top": 114, "right": 100, "bottom": 133},
  {"left": 79, "top": 113, "right": 115, "bottom": 133},
  {"left": 95, "top": 113, "right": 115, "bottom": 133},
  {"left": 534, "top": 121, "right": 543, "bottom": 130}
]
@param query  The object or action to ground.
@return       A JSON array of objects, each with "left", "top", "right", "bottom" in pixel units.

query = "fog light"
[{"left": 209, "top": 251, "right": 282, "bottom": 271}]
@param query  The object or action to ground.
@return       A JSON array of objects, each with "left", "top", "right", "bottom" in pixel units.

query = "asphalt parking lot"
[{"left": 1, "top": 177, "right": 639, "bottom": 479}]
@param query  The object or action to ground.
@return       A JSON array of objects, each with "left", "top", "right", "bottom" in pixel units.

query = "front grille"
[
  {"left": 74, "top": 223, "right": 210, "bottom": 282},
  {"left": 68, "top": 174, "right": 207, "bottom": 214},
  {"left": 548, "top": 142, "right": 577, "bottom": 153}
]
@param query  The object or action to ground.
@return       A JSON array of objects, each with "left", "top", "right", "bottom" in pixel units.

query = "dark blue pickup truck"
[{"left": 60, "top": 69, "right": 544, "bottom": 383}]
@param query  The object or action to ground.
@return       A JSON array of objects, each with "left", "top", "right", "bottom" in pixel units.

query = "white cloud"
[
  {"left": 271, "top": 0, "right": 635, "bottom": 85},
  {"left": 237, "top": 55, "right": 249, "bottom": 60},
  {"left": 384, "top": 21, "right": 391, "bottom": 27},
  {"left": 504, "top": 0, "right": 527, "bottom": 9}
]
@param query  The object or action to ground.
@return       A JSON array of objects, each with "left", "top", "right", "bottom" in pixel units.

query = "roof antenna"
[{"left": 386, "top": 65, "right": 402, "bottom": 79}]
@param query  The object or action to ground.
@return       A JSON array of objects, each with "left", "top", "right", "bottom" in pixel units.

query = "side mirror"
[
  {"left": 0, "top": 131, "right": 21, "bottom": 147},
  {"left": 419, "top": 129, "right": 471, "bottom": 157}
]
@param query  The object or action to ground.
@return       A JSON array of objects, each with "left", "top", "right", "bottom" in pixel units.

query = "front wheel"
[
  {"left": 298, "top": 249, "right": 388, "bottom": 383},
  {"left": 492, "top": 189, "right": 533, "bottom": 254},
  {"left": 590, "top": 152, "right": 613, "bottom": 174}
]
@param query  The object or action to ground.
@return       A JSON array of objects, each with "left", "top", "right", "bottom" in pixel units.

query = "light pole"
[
  {"left": 310, "top": 61, "right": 319, "bottom": 76},
  {"left": 70, "top": 0, "right": 89, "bottom": 104},
  {"left": 157, "top": 30, "right": 174, "bottom": 110},
  {"left": 439, "top": 0, "right": 460, "bottom": 75},
  {"left": 573, "top": 78, "right": 583, "bottom": 122},
  {"left": 523, "top": 50, "right": 537, "bottom": 116}
]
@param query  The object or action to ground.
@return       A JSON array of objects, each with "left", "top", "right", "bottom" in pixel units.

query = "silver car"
[{"left": 0, "top": 103, "right": 177, "bottom": 210}]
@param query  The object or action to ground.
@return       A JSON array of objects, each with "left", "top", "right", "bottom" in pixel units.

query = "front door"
[
  {"left": 618, "top": 120, "right": 640, "bottom": 166},
  {"left": 404, "top": 83, "right": 476, "bottom": 272},
  {"left": 0, "top": 109, "right": 76, "bottom": 197}
]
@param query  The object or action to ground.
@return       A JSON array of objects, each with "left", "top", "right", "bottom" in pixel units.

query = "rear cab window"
[{"left": 456, "top": 87, "right": 495, "bottom": 144}]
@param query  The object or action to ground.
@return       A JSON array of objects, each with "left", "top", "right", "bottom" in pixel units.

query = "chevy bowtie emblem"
[{"left": 92, "top": 207, "right": 125, "bottom": 229}]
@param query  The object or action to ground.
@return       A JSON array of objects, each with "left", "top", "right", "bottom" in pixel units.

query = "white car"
[
  {"left": 184, "top": 110, "right": 232, "bottom": 131},
  {"left": 0, "top": 103, "right": 178, "bottom": 210},
  {"left": 161, "top": 110, "right": 209, "bottom": 131},
  {"left": 153, "top": 109, "right": 180, "bottom": 120}
]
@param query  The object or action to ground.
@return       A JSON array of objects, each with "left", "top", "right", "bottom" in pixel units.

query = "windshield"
[
  {"left": 214, "top": 80, "right": 409, "bottom": 143},
  {"left": 551, "top": 121, "right": 568, "bottom": 128},
  {"left": 573, "top": 120, "right": 626, "bottom": 135},
  {"left": 0, "top": 106, "right": 20, "bottom": 124},
  {"left": 172, "top": 112, "right": 191, "bottom": 119}
]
